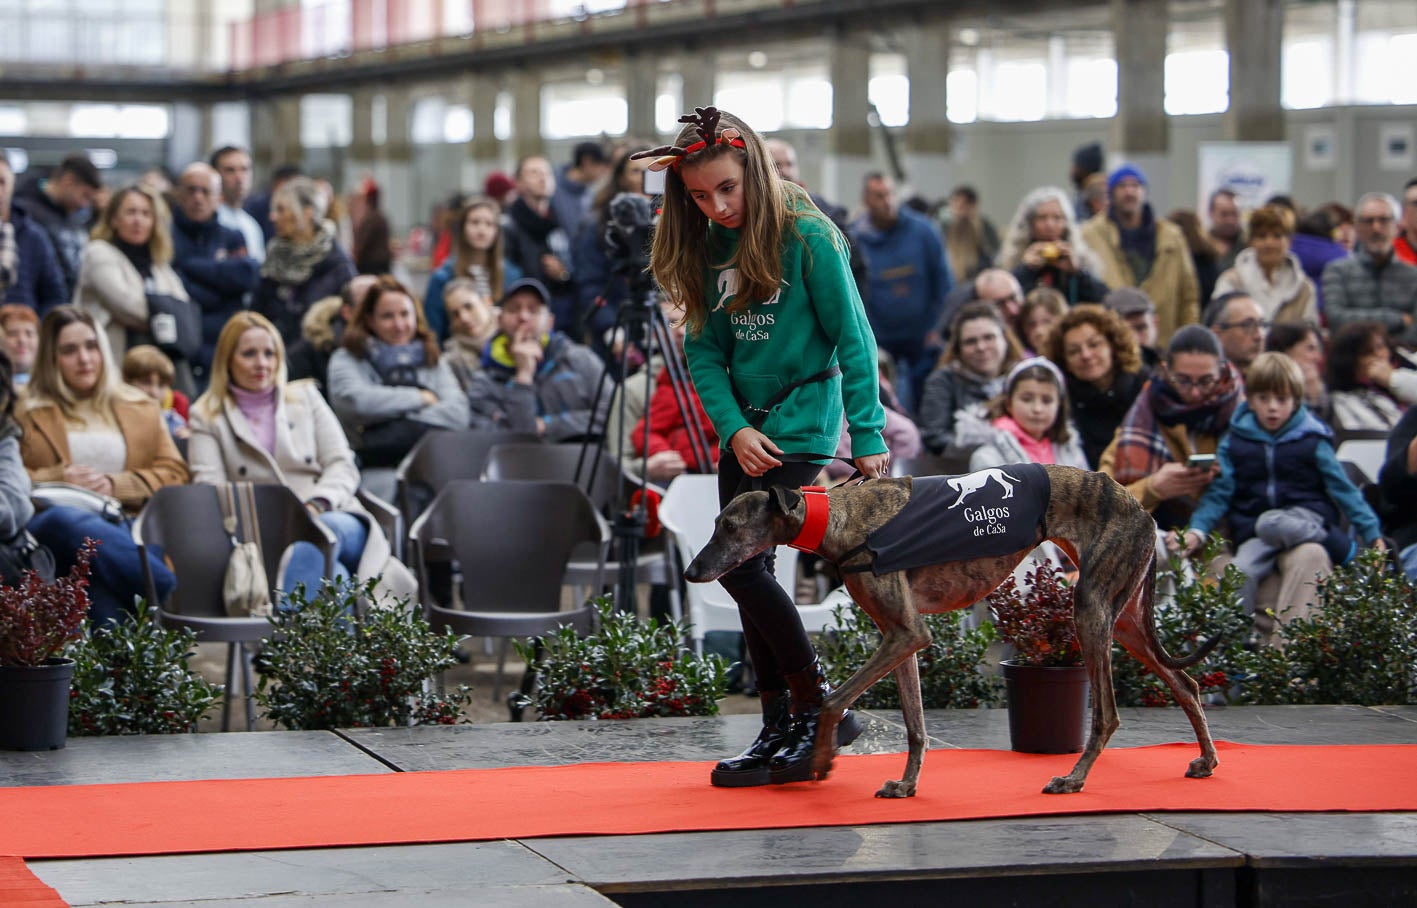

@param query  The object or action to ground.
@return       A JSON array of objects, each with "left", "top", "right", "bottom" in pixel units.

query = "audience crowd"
[{"left": 1, "top": 137, "right": 1415, "bottom": 659}]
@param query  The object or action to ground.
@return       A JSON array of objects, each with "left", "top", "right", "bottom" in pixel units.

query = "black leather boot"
[
  {"left": 710, "top": 690, "right": 791, "bottom": 788},
  {"left": 769, "top": 658, "right": 862, "bottom": 784}
]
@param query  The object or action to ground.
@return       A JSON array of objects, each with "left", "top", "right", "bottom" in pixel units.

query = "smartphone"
[
  {"left": 642, "top": 168, "right": 666, "bottom": 196},
  {"left": 1186, "top": 454, "right": 1217, "bottom": 470}
]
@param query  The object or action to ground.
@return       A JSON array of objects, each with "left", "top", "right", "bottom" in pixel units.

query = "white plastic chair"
[
  {"left": 1335, "top": 439, "right": 1387, "bottom": 485},
  {"left": 658, "top": 474, "right": 841, "bottom": 653}
]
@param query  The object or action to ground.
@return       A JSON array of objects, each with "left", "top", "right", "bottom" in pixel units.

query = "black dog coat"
[{"left": 851, "top": 464, "right": 1051, "bottom": 575}]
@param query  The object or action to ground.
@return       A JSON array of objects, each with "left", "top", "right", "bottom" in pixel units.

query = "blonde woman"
[
  {"left": 19, "top": 306, "right": 187, "bottom": 624},
  {"left": 996, "top": 186, "right": 1109, "bottom": 305},
  {"left": 72, "top": 183, "right": 191, "bottom": 386},
  {"left": 188, "top": 311, "right": 413, "bottom": 603}
]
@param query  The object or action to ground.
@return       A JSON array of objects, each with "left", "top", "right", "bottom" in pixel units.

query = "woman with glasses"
[
  {"left": 1211, "top": 206, "right": 1317, "bottom": 326},
  {"left": 1100, "top": 325, "right": 1244, "bottom": 536},
  {"left": 996, "top": 186, "right": 1110, "bottom": 305}
]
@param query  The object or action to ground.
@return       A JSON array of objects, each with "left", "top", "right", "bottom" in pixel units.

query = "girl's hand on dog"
[
  {"left": 855, "top": 453, "right": 890, "bottom": 479},
  {"left": 731, "top": 427, "right": 783, "bottom": 476}
]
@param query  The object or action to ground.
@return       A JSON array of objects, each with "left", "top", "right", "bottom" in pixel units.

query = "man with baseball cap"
[
  {"left": 1104, "top": 286, "right": 1161, "bottom": 370},
  {"left": 464, "top": 277, "right": 608, "bottom": 441},
  {"left": 1081, "top": 163, "right": 1200, "bottom": 347}
]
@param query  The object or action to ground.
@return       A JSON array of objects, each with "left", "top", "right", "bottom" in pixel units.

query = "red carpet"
[
  {"left": 0, "top": 857, "right": 68, "bottom": 906},
  {"left": 2, "top": 742, "right": 1415, "bottom": 860}
]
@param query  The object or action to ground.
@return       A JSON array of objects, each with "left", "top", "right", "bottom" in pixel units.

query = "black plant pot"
[
  {"left": 1001, "top": 660, "right": 1089, "bottom": 755},
  {"left": 0, "top": 657, "right": 74, "bottom": 751}
]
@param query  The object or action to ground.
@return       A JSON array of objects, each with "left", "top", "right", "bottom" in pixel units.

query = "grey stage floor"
[{"left": 12, "top": 704, "right": 1417, "bottom": 907}]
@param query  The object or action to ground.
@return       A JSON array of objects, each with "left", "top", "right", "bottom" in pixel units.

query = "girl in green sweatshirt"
[{"left": 638, "top": 107, "right": 888, "bottom": 788}]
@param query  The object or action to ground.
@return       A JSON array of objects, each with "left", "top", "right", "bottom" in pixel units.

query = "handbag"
[
  {"left": 31, "top": 482, "right": 126, "bottom": 524},
  {"left": 0, "top": 528, "right": 56, "bottom": 587},
  {"left": 218, "top": 483, "right": 272, "bottom": 618},
  {"left": 145, "top": 292, "right": 203, "bottom": 361}
]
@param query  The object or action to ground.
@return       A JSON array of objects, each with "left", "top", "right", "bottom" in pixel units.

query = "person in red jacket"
[{"left": 631, "top": 368, "right": 719, "bottom": 472}]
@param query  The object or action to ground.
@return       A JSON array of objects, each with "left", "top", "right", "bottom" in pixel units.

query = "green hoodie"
[{"left": 684, "top": 209, "right": 887, "bottom": 460}]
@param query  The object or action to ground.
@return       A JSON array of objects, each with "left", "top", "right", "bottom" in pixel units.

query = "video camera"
[{"left": 603, "top": 192, "right": 657, "bottom": 296}]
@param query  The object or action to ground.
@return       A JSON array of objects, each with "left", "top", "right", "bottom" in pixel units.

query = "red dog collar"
[{"left": 788, "top": 486, "right": 830, "bottom": 554}]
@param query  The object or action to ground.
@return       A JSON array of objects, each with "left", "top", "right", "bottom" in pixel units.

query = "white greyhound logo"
[{"left": 946, "top": 468, "right": 1021, "bottom": 508}]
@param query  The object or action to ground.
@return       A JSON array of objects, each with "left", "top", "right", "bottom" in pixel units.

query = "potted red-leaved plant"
[
  {"left": 987, "top": 560, "right": 1090, "bottom": 754},
  {"left": 0, "top": 539, "right": 96, "bottom": 750}
]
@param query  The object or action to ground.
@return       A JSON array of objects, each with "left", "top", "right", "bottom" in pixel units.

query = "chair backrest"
[
  {"left": 135, "top": 484, "right": 335, "bottom": 618},
  {"left": 657, "top": 474, "right": 798, "bottom": 640},
  {"left": 395, "top": 429, "right": 539, "bottom": 525},
  {"left": 483, "top": 442, "right": 624, "bottom": 512},
  {"left": 1335, "top": 439, "right": 1387, "bottom": 485},
  {"left": 410, "top": 479, "right": 608, "bottom": 614}
]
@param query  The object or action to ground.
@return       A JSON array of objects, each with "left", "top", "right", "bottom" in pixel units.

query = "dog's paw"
[
  {"left": 1043, "top": 775, "right": 1085, "bottom": 794},
  {"left": 811, "top": 750, "right": 835, "bottom": 781},
  {"left": 1185, "top": 757, "right": 1216, "bottom": 779},
  {"left": 875, "top": 780, "right": 916, "bottom": 799}
]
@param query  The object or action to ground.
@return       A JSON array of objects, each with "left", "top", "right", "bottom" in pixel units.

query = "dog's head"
[{"left": 683, "top": 486, "right": 806, "bottom": 583}]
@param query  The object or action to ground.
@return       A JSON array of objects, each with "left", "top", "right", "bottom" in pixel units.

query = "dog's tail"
[{"left": 1137, "top": 548, "right": 1224, "bottom": 670}]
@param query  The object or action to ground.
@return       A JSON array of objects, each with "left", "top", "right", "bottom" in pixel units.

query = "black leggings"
[{"left": 716, "top": 450, "right": 823, "bottom": 693}]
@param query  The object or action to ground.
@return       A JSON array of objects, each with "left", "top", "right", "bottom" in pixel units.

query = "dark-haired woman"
[
  {"left": 918, "top": 302, "right": 1024, "bottom": 459},
  {"left": 1265, "top": 322, "right": 1329, "bottom": 415},
  {"left": 1326, "top": 322, "right": 1416, "bottom": 433},
  {"left": 326, "top": 276, "right": 468, "bottom": 467}
]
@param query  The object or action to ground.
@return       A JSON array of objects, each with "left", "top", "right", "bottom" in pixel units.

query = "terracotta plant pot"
[
  {"left": 1001, "top": 660, "right": 1089, "bottom": 754},
  {"left": 0, "top": 657, "right": 74, "bottom": 751}
]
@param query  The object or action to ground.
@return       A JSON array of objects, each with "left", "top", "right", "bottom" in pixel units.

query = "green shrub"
[
  {"left": 255, "top": 579, "right": 471, "bottom": 729},
  {"left": 819, "top": 600, "right": 1002, "bottom": 710},
  {"left": 515, "top": 598, "right": 729, "bottom": 720},
  {"left": 1237, "top": 549, "right": 1417, "bottom": 706},
  {"left": 1111, "top": 535, "right": 1253, "bottom": 707},
  {"left": 66, "top": 599, "right": 223, "bottom": 735}
]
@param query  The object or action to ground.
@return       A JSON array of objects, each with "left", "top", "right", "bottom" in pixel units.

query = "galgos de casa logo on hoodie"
[{"left": 715, "top": 268, "right": 788, "bottom": 342}]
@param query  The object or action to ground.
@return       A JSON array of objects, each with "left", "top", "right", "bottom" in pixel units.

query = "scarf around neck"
[
  {"left": 366, "top": 337, "right": 428, "bottom": 388},
  {"left": 262, "top": 219, "right": 337, "bottom": 286},
  {"left": 1110, "top": 360, "right": 1244, "bottom": 486}
]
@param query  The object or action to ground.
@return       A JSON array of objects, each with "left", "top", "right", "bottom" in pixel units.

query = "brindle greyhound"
[{"left": 684, "top": 465, "right": 1219, "bottom": 799}]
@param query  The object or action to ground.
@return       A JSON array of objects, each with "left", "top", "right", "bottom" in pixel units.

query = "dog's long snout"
[{"left": 683, "top": 548, "right": 726, "bottom": 584}]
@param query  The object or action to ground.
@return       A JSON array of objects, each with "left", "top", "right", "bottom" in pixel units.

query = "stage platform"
[{"left": 13, "top": 704, "right": 1417, "bottom": 907}]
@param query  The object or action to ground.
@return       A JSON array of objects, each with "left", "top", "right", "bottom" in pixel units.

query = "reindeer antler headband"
[{"left": 629, "top": 106, "right": 747, "bottom": 172}]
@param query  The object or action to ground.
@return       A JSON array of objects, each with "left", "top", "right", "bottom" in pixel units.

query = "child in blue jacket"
[{"left": 1173, "top": 351, "right": 1386, "bottom": 615}]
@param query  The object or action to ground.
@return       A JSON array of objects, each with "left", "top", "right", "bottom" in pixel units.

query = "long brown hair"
[
  {"left": 648, "top": 108, "right": 833, "bottom": 334},
  {"left": 342, "top": 275, "right": 440, "bottom": 365},
  {"left": 450, "top": 197, "right": 507, "bottom": 301}
]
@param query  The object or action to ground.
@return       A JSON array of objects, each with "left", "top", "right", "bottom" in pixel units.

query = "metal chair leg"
[
  {"left": 241, "top": 644, "right": 256, "bottom": 731},
  {"left": 222, "top": 642, "right": 237, "bottom": 732}
]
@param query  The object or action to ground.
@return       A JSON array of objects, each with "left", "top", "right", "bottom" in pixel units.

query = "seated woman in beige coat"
[
  {"left": 72, "top": 183, "right": 194, "bottom": 394},
  {"left": 19, "top": 306, "right": 189, "bottom": 625},
  {"left": 187, "top": 311, "right": 412, "bottom": 604}
]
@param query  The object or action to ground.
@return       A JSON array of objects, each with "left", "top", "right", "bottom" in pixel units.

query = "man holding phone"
[{"left": 1100, "top": 325, "right": 1243, "bottom": 535}]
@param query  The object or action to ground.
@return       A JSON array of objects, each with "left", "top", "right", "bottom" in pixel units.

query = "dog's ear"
[{"left": 769, "top": 485, "right": 800, "bottom": 515}]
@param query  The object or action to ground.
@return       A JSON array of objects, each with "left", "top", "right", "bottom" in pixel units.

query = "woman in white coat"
[
  {"left": 72, "top": 183, "right": 193, "bottom": 393},
  {"left": 188, "top": 311, "right": 413, "bottom": 604}
]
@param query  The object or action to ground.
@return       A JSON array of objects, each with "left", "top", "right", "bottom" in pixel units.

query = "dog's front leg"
[
  {"left": 814, "top": 573, "right": 931, "bottom": 785},
  {"left": 877, "top": 653, "right": 923, "bottom": 798}
]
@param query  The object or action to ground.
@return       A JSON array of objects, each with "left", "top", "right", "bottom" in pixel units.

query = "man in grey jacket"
[
  {"left": 1322, "top": 192, "right": 1417, "bottom": 348},
  {"left": 466, "top": 278, "right": 609, "bottom": 442}
]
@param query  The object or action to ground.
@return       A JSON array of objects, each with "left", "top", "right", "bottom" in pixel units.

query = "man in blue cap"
[{"left": 1082, "top": 163, "right": 1199, "bottom": 346}]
